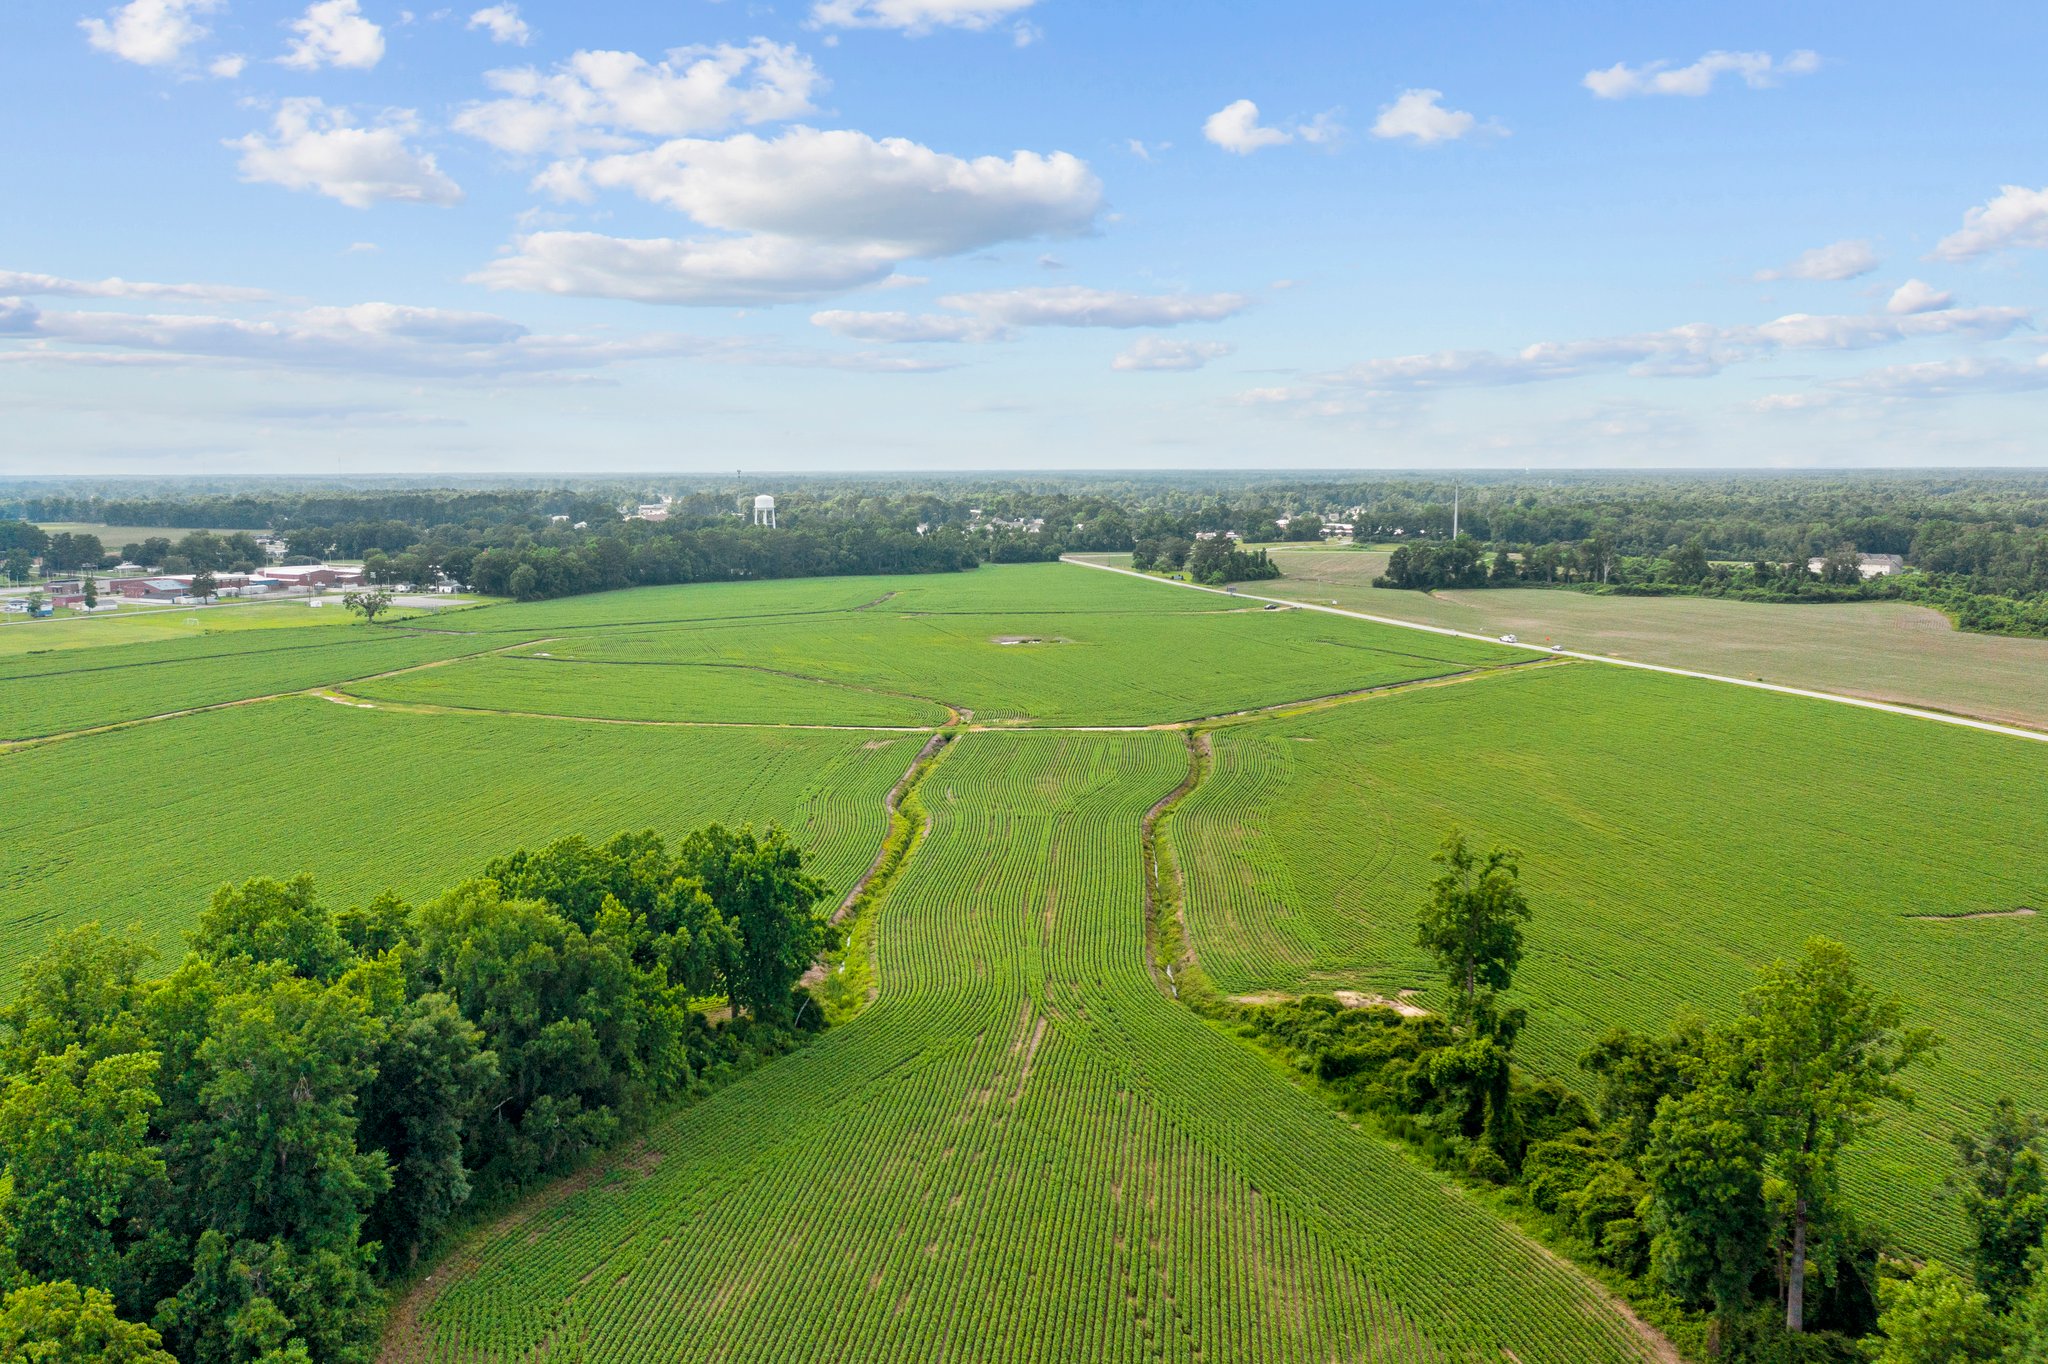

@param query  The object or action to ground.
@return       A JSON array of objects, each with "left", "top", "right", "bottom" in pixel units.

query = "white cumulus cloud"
[
  {"left": 1886, "top": 279, "right": 1954, "bottom": 315},
  {"left": 1112, "top": 337, "right": 1234, "bottom": 371},
  {"left": 209, "top": 53, "right": 246, "bottom": 78},
  {"left": 936, "top": 286, "right": 1248, "bottom": 328},
  {"left": 1202, "top": 98, "right": 1339, "bottom": 155},
  {"left": 541, "top": 126, "right": 1096, "bottom": 251},
  {"left": 1932, "top": 185, "right": 2048, "bottom": 261},
  {"left": 230, "top": 99, "right": 462, "bottom": 209},
  {"left": 467, "top": 4, "right": 531, "bottom": 45},
  {"left": 811, "top": 310, "right": 1009, "bottom": 343},
  {"left": 81, "top": 0, "right": 221, "bottom": 66},
  {"left": 1370, "top": 89, "right": 1489, "bottom": 146},
  {"left": 471, "top": 232, "right": 902, "bottom": 306},
  {"left": 0, "top": 269, "right": 272, "bottom": 303},
  {"left": 809, "top": 287, "right": 1247, "bottom": 345},
  {"left": 454, "top": 42, "right": 823, "bottom": 155},
  {"left": 1754, "top": 239, "right": 1881, "bottom": 282},
  {"left": 1244, "top": 302, "right": 2031, "bottom": 415},
  {"left": 281, "top": 0, "right": 385, "bottom": 71},
  {"left": 809, "top": 0, "right": 1037, "bottom": 34},
  {"left": 1584, "top": 49, "right": 1820, "bottom": 98}
]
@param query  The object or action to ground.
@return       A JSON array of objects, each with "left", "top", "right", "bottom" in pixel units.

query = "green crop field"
[
  {"left": 388, "top": 564, "right": 1515, "bottom": 728},
  {"left": 5, "top": 557, "right": 2043, "bottom": 1358},
  {"left": 0, "top": 626, "right": 497, "bottom": 740},
  {"left": 398, "top": 733, "right": 1659, "bottom": 1364},
  {"left": 0, "top": 698, "right": 907, "bottom": 982},
  {"left": 1167, "top": 660, "right": 2048, "bottom": 1258},
  {"left": 344, "top": 652, "right": 955, "bottom": 728}
]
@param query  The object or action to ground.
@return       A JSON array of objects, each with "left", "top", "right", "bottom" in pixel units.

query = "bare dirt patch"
[
  {"left": 1908, "top": 906, "right": 2037, "bottom": 921},
  {"left": 1333, "top": 989, "right": 1430, "bottom": 1018},
  {"left": 991, "top": 634, "right": 1069, "bottom": 646}
]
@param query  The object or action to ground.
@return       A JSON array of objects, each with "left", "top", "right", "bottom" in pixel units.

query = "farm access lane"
[{"left": 1062, "top": 556, "right": 2048, "bottom": 748}]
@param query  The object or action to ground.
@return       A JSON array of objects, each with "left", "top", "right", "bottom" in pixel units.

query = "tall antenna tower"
[{"left": 1452, "top": 483, "right": 1460, "bottom": 540}]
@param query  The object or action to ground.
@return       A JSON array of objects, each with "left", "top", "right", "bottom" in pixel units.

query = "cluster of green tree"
[
  {"left": 1, "top": 523, "right": 113, "bottom": 581},
  {"left": 1227, "top": 832, "right": 2048, "bottom": 1363},
  {"left": 115, "top": 533, "right": 270, "bottom": 577},
  {"left": 1129, "top": 536, "right": 1282, "bottom": 585},
  {"left": 0, "top": 824, "right": 831, "bottom": 1364},
  {"left": 453, "top": 523, "right": 985, "bottom": 601}
]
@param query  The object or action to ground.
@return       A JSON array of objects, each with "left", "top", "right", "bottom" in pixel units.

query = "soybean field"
[
  {"left": 1167, "top": 660, "right": 2048, "bottom": 1258},
  {"left": 396, "top": 733, "right": 1661, "bottom": 1364}
]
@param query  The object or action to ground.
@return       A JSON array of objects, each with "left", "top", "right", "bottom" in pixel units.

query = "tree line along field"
[
  {"left": 1166, "top": 660, "right": 2048, "bottom": 1260},
  {"left": 400, "top": 733, "right": 1661, "bottom": 1364},
  {"left": 1225, "top": 545, "right": 2048, "bottom": 733}
]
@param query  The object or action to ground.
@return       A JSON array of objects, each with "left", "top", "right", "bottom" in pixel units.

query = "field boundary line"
[
  {"left": 0, "top": 634, "right": 559, "bottom": 755},
  {"left": 1063, "top": 557, "right": 2048, "bottom": 746}
]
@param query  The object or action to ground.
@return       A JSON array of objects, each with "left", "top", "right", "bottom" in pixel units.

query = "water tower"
[{"left": 752, "top": 494, "right": 776, "bottom": 528}]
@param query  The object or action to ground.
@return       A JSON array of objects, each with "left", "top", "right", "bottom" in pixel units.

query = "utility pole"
[{"left": 1452, "top": 482, "right": 1460, "bottom": 540}]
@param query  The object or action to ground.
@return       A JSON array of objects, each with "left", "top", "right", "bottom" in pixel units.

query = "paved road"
[{"left": 1062, "top": 556, "right": 2048, "bottom": 747}]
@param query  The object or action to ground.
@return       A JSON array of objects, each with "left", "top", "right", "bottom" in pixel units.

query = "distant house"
[{"left": 1805, "top": 552, "right": 1906, "bottom": 579}]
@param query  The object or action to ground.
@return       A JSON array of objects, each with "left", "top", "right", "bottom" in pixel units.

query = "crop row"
[
  {"left": 1170, "top": 660, "right": 2048, "bottom": 1261},
  {"left": 0, "top": 699, "right": 905, "bottom": 983},
  {"left": 413, "top": 732, "right": 1659, "bottom": 1364},
  {"left": 342, "top": 654, "right": 951, "bottom": 728}
]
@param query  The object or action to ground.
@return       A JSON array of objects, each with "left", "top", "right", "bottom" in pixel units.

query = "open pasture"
[
  {"left": 1169, "top": 660, "right": 2048, "bottom": 1257},
  {"left": 1229, "top": 546, "right": 2048, "bottom": 732},
  {"left": 0, "top": 698, "right": 906, "bottom": 983},
  {"left": 402, "top": 732, "right": 1660, "bottom": 1364}
]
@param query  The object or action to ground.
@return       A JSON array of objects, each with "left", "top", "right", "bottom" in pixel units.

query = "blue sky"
[{"left": 4, "top": 0, "right": 2045, "bottom": 473}]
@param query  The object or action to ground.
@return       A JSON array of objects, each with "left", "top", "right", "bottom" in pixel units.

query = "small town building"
[
  {"left": 1805, "top": 552, "right": 1907, "bottom": 578},
  {"left": 263, "top": 565, "right": 364, "bottom": 589}
]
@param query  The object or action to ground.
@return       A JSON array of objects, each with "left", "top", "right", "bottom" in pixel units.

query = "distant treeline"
[
  {"left": 1375, "top": 534, "right": 2048, "bottom": 639},
  {"left": 10, "top": 472, "right": 2048, "bottom": 624},
  {"left": 0, "top": 825, "right": 831, "bottom": 1364}
]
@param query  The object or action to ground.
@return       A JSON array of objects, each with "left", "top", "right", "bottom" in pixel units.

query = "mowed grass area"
[
  {"left": 405, "top": 733, "right": 1660, "bottom": 1364},
  {"left": 0, "top": 698, "right": 907, "bottom": 983},
  {"left": 376, "top": 563, "right": 1516, "bottom": 727},
  {"left": 1169, "top": 660, "right": 2048, "bottom": 1258},
  {"left": 1233, "top": 546, "right": 2048, "bottom": 732}
]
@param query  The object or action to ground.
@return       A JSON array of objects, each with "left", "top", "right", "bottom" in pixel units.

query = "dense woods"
[{"left": 0, "top": 825, "right": 830, "bottom": 1364}]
